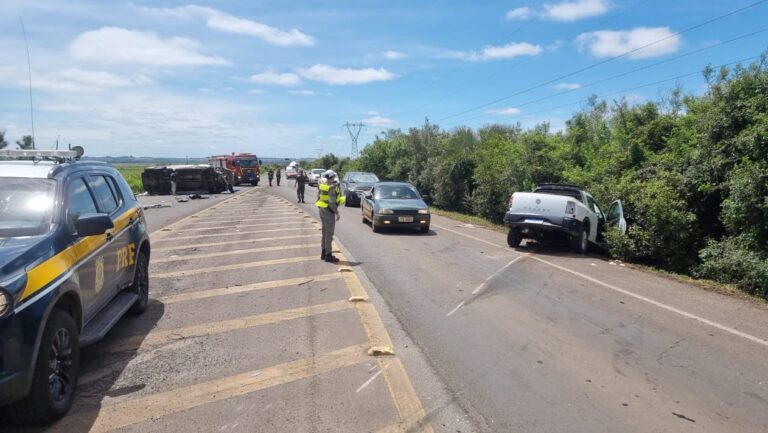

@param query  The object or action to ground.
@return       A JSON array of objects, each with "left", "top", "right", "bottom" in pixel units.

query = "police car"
[{"left": 0, "top": 148, "right": 150, "bottom": 425}]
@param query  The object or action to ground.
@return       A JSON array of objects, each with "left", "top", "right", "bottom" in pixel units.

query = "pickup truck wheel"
[
  {"left": 572, "top": 225, "right": 589, "bottom": 254},
  {"left": 7, "top": 309, "right": 80, "bottom": 425},
  {"left": 128, "top": 252, "right": 149, "bottom": 315},
  {"left": 507, "top": 228, "right": 522, "bottom": 248}
]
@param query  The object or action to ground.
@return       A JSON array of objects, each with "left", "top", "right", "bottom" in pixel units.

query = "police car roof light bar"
[{"left": 1, "top": 148, "right": 81, "bottom": 162}]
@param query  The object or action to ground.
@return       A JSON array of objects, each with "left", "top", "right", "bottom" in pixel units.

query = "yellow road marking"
[
  {"left": 153, "top": 234, "right": 320, "bottom": 252},
  {"left": 75, "top": 343, "right": 370, "bottom": 433},
  {"left": 170, "top": 219, "right": 306, "bottom": 233},
  {"left": 151, "top": 225, "right": 309, "bottom": 242},
  {"left": 151, "top": 244, "right": 311, "bottom": 264},
  {"left": 152, "top": 255, "right": 317, "bottom": 278},
  {"left": 101, "top": 300, "right": 352, "bottom": 353},
  {"left": 334, "top": 245, "right": 434, "bottom": 433},
  {"left": 159, "top": 273, "right": 342, "bottom": 304},
  {"left": 149, "top": 188, "right": 261, "bottom": 239},
  {"left": 183, "top": 213, "right": 302, "bottom": 225}
]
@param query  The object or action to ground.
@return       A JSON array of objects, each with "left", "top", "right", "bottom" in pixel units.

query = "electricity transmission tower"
[{"left": 343, "top": 122, "right": 365, "bottom": 158}]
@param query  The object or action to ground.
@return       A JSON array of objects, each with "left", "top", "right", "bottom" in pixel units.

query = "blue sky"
[{"left": 0, "top": 0, "right": 766, "bottom": 158}]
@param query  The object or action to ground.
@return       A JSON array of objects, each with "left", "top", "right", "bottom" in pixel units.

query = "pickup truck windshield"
[
  {"left": 0, "top": 178, "right": 56, "bottom": 238},
  {"left": 535, "top": 188, "right": 582, "bottom": 202}
]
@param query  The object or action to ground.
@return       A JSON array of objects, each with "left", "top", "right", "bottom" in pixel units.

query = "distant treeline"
[{"left": 311, "top": 57, "right": 768, "bottom": 297}]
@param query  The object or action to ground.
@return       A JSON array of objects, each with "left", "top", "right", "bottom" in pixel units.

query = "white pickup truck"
[{"left": 503, "top": 183, "right": 626, "bottom": 253}]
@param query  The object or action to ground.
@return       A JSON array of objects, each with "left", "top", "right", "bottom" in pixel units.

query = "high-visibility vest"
[{"left": 316, "top": 182, "right": 345, "bottom": 208}]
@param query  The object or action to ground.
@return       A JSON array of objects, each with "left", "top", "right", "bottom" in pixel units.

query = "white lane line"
[
  {"left": 446, "top": 301, "right": 466, "bottom": 318},
  {"left": 471, "top": 254, "right": 530, "bottom": 295},
  {"left": 446, "top": 254, "right": 530, "bottom": 317},
  {"left": 356, "top": 367, "right": 386, "bottom": 393},
  {"left": 432, "top": 223, "right": 519, "bottom": 253},
  {"left": 530, "top": 255, "right": 768, "bottom": 349}
]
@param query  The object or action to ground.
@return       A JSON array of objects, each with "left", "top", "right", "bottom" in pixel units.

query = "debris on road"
[{"left": 143, "top": 202, "right": 173, "bottom": 210}]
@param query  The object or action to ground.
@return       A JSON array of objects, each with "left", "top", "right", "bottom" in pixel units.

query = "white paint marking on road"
[
  {"left": 529, "top": 255, "right": 768, "bottom": 349},
  {"left": 447, "top": 254, "right": 530, "bottom": 317},
  {"left": 432, "top": 223, "right": 519, "bottom": 254},
  {"left": 356, "top": 368, "right": 386, "bottom": 393},
  {"left": 172, "top": 219, "right": 306, "bottom": 233},
  {"left": 446, "top": 301, "right": 466, "bottom": 317},
  {"left": 153, "top": 234, "right": 320, "bottom": 252},
  {"left": 152, "top": 225, "right": 308, "bottom": 242},
  {"left": 471, "top": 254, "right": 530, "bottom": 295}
]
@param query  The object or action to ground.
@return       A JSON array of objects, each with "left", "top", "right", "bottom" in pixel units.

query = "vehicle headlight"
[
  {"left": 418, "top": 209, "right": 430, "bottom": 214},
  {"left": 380, "top": 209, "right": 394, "bottom": 215},
  {"left": 0, "top": 289, "right": 13, "bottom": 318}
]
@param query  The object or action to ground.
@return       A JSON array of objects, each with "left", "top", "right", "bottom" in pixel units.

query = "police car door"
[
  {"left": 86, "top": 174, "right": 128, "bottom": 299},
  {"left": 64, "top": 177, "right": 115, "bottom": 322}
]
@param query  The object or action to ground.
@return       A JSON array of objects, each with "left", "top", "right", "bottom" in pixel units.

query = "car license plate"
[
  {"left": 398, "top": 216, "right": 414, "bottom": 223},
  {"left": 525, "top": 218, "right": 544, "bottom": 224}
]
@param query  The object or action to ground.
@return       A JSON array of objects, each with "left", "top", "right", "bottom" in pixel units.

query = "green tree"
[
  {"left": 16, "top": 135, "right": 33, "bottom": 149},
  {"left": 0, "top": 130, "right": 7, "bottom": 149}
]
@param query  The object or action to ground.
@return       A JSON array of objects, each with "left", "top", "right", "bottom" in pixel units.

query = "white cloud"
[
  {"left": 362, "top": 111, "right": 395, "bottom": 127},
  {"left": 461, "top": 42, "right": 543, "bottom": 62},
  {"left": 576, "top": 27, "right": 681, "bottom": 59},
  {"left": 555, "top": 82, "right": 581, "bottom": 90},
  {"left": 249, "top": 71, "right": 302, "bottom": 86},
  {"left": 485, "top": 107, "right": 522, "bottom": 115},
  {"left": 249, "top": 89, "right": 267, "bottom": 94},
  {"left": 383, "top": 50, "right": 407, "bottom": 60},
  {"left": 298, "top": 65, "right": 394, "bottom": 85},
  {"left": 69, "top": 27, "right": 230, "bottom": 66},
  {"left": 506, "top": 7, "right": 533, "bottom": 20},
  {"left": 288, "top": 90, "right": 316, "bottom": 95},
  {"left": 137, "top": 5, "right": 315, "bottom": 47},
  {"left": 0, "top": 66, "right": 152, "bottom": 93},
  {"left": 542, "top": 0, "right": 610, "bottom": 22}
]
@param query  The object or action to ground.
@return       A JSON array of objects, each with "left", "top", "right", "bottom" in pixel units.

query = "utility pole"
[{"left": 343, "top": 122, "right": 365, "bottom": 158}]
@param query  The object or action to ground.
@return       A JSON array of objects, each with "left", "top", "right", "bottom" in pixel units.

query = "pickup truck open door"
[{"left": 606, "top": 200, "right": 627, "bottom": 234}]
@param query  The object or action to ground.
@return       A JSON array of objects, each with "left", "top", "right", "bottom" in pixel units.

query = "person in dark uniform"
[
  {"left": 276, "top": 168, "right": 281, "bottom": 186},
  {"left": 295, "top": 169, "right": 309, "bottom": 203},
  {"left": 267, "top": 168, "right": 274, "bottom": 186}
]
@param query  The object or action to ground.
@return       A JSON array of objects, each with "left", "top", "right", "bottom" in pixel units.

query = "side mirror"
[
  {"left": 259, "top": 160, "right": 263, "bottom": 165},
  {"left": 75, "top": 214, "right": 114, "bottom": 237},
  {"left": 365, "top": 193, "right": 373, "bottom": 199}
]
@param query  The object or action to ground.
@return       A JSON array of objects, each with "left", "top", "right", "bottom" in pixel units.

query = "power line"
[
  {"left": 455, "top": 55, "right": 761, "bottom": 126},
  {"left": 435, "top": 0, "right": 768, "bottom": 123},
  {"left": 447, "top": 26, "right": 768, "bottom": 126}
]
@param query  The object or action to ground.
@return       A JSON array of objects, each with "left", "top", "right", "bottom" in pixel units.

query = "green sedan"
[{"left": 361, "top": 182, "right": 431, "bottom": 233}]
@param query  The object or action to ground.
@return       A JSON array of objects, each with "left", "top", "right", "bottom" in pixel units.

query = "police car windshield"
[{"left": 0, "top": 178, "right": 56, "bottom": 237}]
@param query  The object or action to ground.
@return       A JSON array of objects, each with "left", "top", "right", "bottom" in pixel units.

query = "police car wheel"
[
  {"left": 9, "top": 310, "right": 80, "bottom": 425},
  {"left": 128, "top": 252, "right": 150, "bottom": 315}
]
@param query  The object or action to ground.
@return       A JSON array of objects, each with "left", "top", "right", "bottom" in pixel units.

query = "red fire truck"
[{"left": 209, "top": 153, "right": 261, "bottom": 186}]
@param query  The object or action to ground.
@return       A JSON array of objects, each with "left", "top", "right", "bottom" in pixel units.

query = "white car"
[
  {"left": 503, "top": 183, "right": 626, "bottom": 253},
  {"left": 308, "top": 168, "right": 325, "bottom": 186}
]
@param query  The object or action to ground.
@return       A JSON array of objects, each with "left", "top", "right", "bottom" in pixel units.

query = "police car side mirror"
[{"left": 76, "top": 214, "right": 114, "bottom": 237}]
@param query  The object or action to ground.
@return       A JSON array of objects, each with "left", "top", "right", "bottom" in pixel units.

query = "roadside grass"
[
  {"left": 431, "top": 206, "right": 767, "bottom": 305},
  {"left": 115, "top": 164, "right": 146, "bottom": 193}
]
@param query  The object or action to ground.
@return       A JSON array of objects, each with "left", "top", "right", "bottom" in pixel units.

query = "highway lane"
[
  {"left": 269, "top": 181, "right": 768, "bottom": 433},
  {"left": 8, "top": 187, "right": 469, "bottom": 433}
]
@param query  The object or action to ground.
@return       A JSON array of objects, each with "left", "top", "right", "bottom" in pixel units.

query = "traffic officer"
[
  {"left": 295, "top": 169, "right": 309, "bottom": 203},
  {"left": 316, "top": 170, "right": 345, "bottom": 262},
  {"left": 276, "top": 168, "right": 281, "bottom": 186},
  {"left": 267, "top": 168, "right": 274, "bottom": 186}
]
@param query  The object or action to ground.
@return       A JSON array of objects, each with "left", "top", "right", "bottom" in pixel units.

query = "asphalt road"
[
  {"left": 268, "top": 179, "right": 768, "bottom": 433},
  {"left": 10, "top": 186, "right": 470, "bottom": 433}
]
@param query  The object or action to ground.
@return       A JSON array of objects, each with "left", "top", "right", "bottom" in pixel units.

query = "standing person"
[
  {"left": 295, "top": 169, "right": 308, "bottom": 203},
  {"left": 170, "top": 170, "right": 178, "bottom": 196},
  {"left": 276, "top": 168, "right": 281, "bottom": 186},
  {"left": 267, "top": 168, "right": 274, "bottom": 186},
  {"left": 316, "top": 170, "right": 345, "bottom": 262}
]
